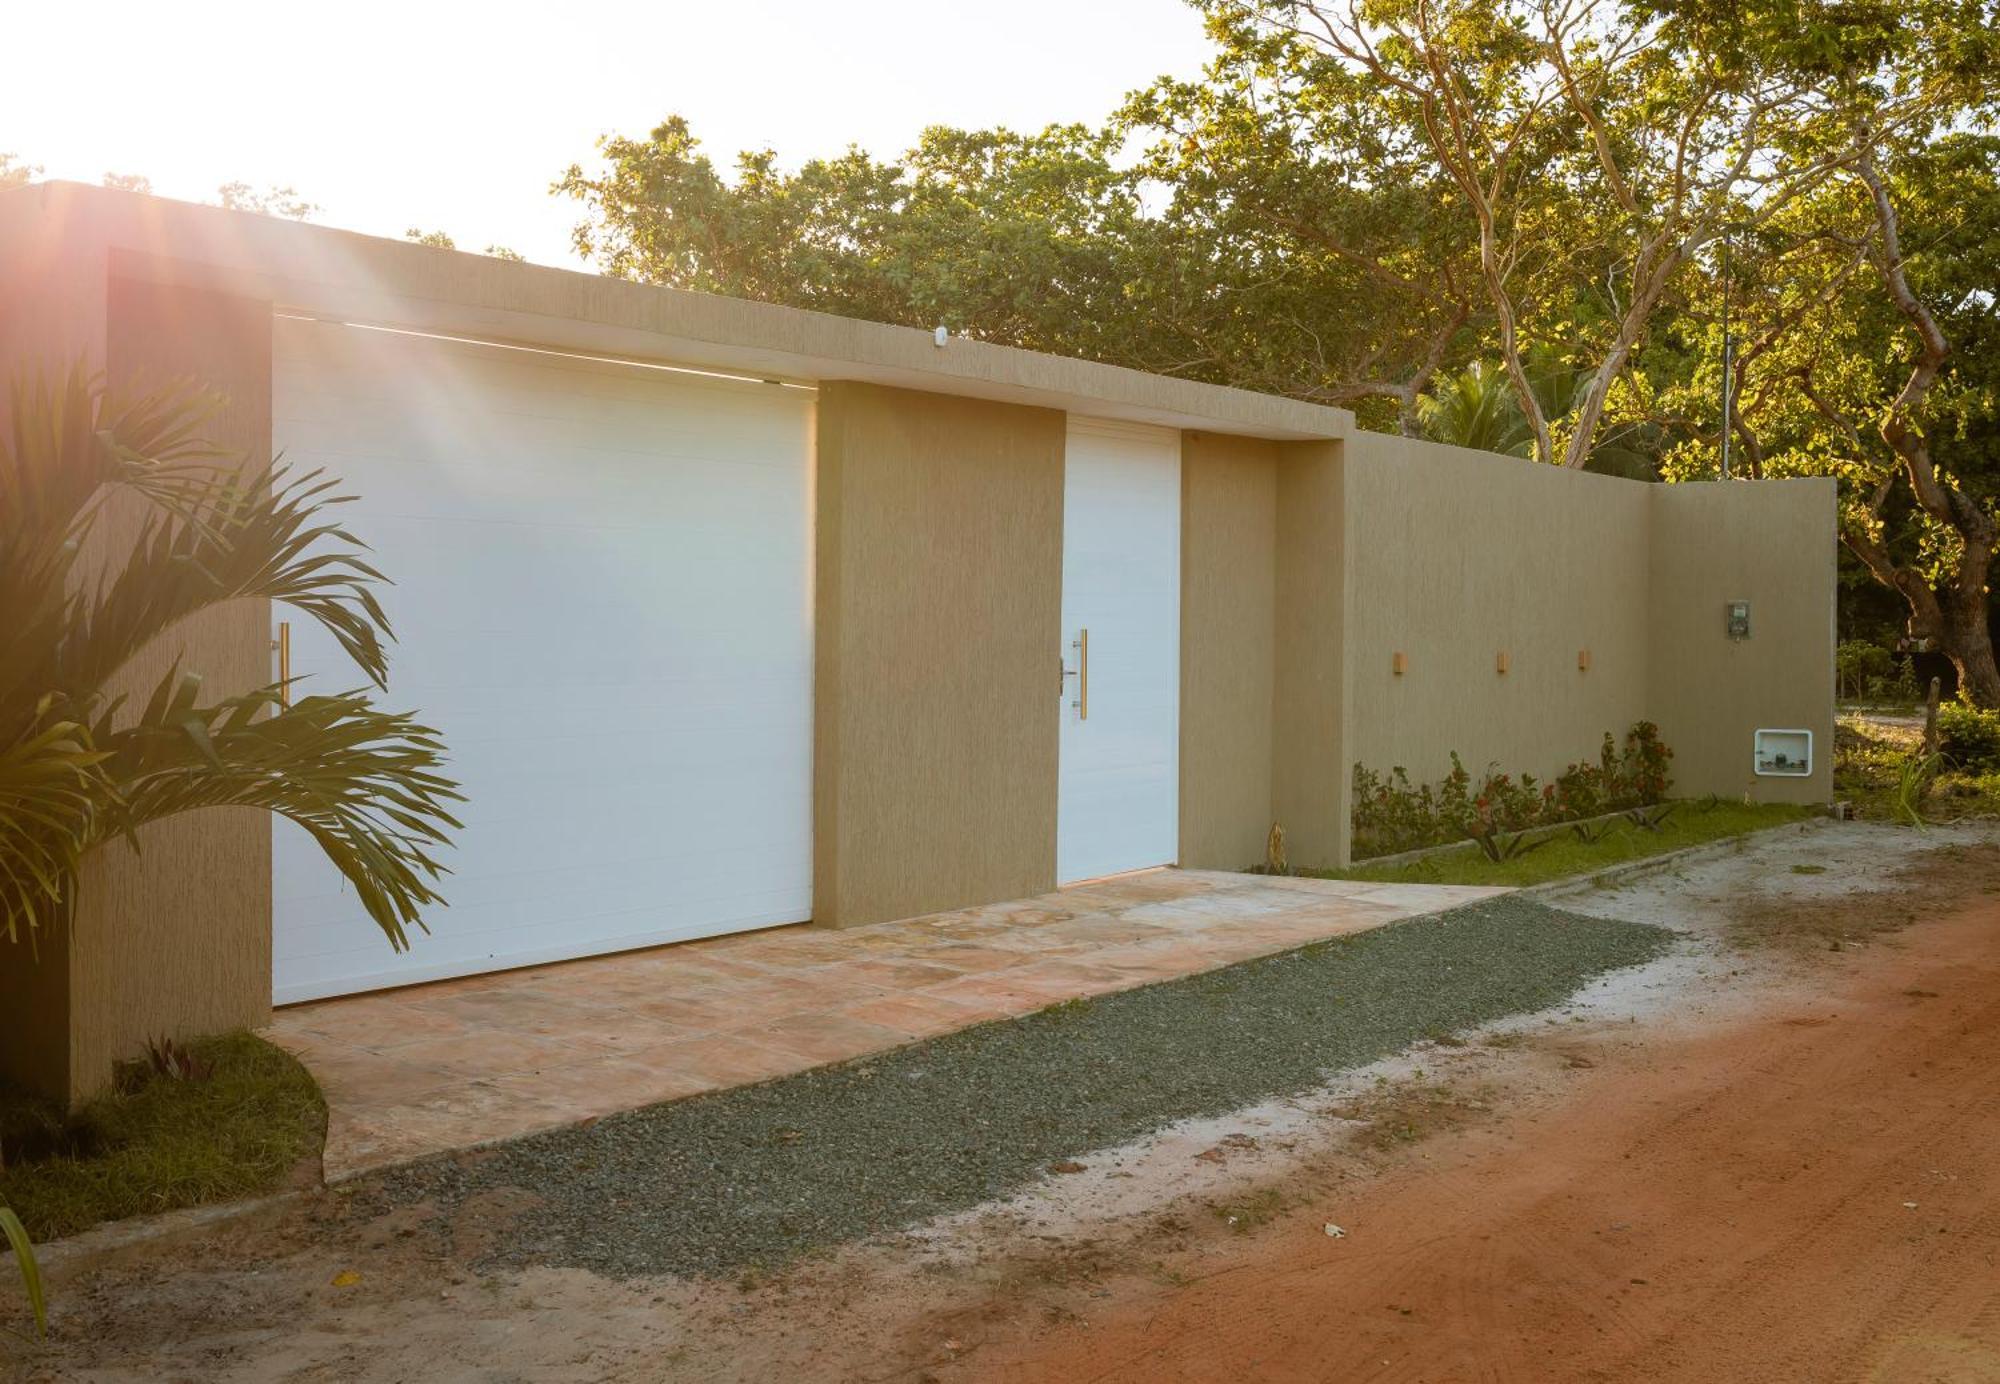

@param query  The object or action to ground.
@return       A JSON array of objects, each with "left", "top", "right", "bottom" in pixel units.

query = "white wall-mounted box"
[{"left": 1754, "top": 728, "right": 1813, "bottom": 777}]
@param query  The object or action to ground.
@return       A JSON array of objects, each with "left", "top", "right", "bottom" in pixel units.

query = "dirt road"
[
  {"left": 10, "top": 825, "right": 1999, "bottom": 1384},
  {"left": 955, "top": 898, "right": 2000, "bottom": 1383}
]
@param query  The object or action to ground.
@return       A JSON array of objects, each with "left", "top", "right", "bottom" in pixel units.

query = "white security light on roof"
[{"left": 934, "top": 324, "right": 949, "bottom": 348}]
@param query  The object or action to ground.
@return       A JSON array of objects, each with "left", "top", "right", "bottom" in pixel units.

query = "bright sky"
[{"left": 5, "top": 0, "right": 1215, "bottom": 268}]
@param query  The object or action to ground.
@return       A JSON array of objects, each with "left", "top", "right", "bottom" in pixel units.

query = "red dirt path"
[{"left": 956, "top": 903, "right": 2000, "bottom": 1384}]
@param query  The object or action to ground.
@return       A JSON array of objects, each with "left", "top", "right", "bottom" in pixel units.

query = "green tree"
[
  {"left": 557, "top": 36, "right": 1487, "bottom": 433},
  {"left": 1666, "top": 133, "right": 2000, "bottom": 702},
  {"left": 1242, "top": 0, "right": 1951, "bottom": 469},
  {"left": 1418, "top": 362, "right": 1529, "bottom": 455},
  {"left": 0, "top": 366, "right": 462, "bottom": 956},
  {"left": 217, "top": 182, "right": 317, "bottom": 220}
]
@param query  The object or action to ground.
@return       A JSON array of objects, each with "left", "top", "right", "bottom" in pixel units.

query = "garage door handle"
[
  {"left": 271, "top": 620, "right": 291, "bottom": 709},
  {"left": 1071, "top": 629, "right": 1088, "bottom": 720}
]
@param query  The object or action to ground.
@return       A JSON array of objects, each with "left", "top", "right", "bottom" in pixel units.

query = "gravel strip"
[{"left": 375, "top": 896, "right": 1671, "bottom": 1278}]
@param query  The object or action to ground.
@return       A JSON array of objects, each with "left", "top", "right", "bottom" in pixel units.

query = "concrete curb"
[
  {"left": 1353, "top": 803, "right": 1647, "bottom": 872},
  {"left": 20, "top": 1188, "right": 309, "bottom": 1275},
  {"left": 1522, "top": 814, "right": 1837, "bottom": 902}
]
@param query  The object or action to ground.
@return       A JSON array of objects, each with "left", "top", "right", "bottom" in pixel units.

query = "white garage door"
[
  {"left": 1056, "top": 417, "right": 1181, "bottom": 883},
  {"left": 270, "top": 317, "right": 814, "bottom": 1002}
]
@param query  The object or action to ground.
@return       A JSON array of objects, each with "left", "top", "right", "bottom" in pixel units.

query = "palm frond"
[
  {"left": 0, "top": 717, "right": 108, "bottom": 948},
  {"left": 2, "top": 360, "right": 460, "bottom": 970},
  {"left": 66, "top": 463, "right": 394, "bottom": 700},
  {"left": 94, "top": 670, "right": 463, "bottom": 950},
  {"left": 1, "top": 363, "right": 230, "bottom": 558}
]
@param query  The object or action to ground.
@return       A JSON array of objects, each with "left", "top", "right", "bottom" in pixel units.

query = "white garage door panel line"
[
  {"left": 274, "top": 885, "right": 817, "bottom": 941},
  {"left": 273, "top": 876, "right": 814, "bottom": 951},
  {"left": 273, "top": 319, "right": 817, "bottom": 398}
]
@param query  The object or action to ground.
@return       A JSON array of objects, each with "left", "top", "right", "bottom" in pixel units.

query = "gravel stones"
[{"left": 375, "top": 895, "right": 1670, "bottom": 1278}]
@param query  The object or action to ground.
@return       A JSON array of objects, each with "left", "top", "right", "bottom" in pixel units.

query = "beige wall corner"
[
  {"left": 0, "top": 264, "right": 275, "bottom": 1104},
  {"left": 813, "top": 382, "right": 1065, "bottom": 928},
  {"left": 0, "top": 222, "right": 110, "bottom": 1101},
  {"left": 1339, "top": 434, "right": 1654, "bottom": 830},
  {"left": 1648, "top": 479, "right": 1836, "bottom": 804},
  {"left": 54, "top": 277, "right": 277, "bottom": 1105},
  {"left": 1179, "top": 432, "right": 1280, "bottom": 870},
  {"left": 1272, "top": 439, "right": 1349, "bottom": 868}
]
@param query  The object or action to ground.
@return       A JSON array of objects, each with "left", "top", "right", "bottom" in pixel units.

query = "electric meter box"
[{"left": 1753, "top": 728, "right": 1812, "bottom": 777}]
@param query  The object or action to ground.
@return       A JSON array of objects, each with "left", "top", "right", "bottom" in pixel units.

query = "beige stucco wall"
[
  {"left": 75, "top": 278, "right": 274, "bottom": 1100},
  {"left": 1649, "top": 479, "right": 1836, "bottom": 803},
  {"left": 0, "top": 264, "right": 276, "bottom": 1103},
  {"left": 1340, "top": 434, "right": 1655, "bottom": 815},
  {"left": 813, "top": 382, "right": 1066, "bottom": 928},
  {"left": 0, "top": 228, "right": 110, "bottom": 1099},
  {"left": 1179, "top": 432, "right": 1279, "bottom": 869},
  {"left": 1273, "top": 441, "right": 1350, "bottom": 868}
]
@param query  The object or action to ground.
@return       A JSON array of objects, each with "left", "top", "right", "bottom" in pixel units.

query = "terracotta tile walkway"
[{"left": 266, "top": 869, "right": 1509, "bottom": 1179}]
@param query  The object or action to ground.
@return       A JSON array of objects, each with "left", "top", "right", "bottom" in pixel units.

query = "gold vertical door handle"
[
  {"left": 1075, "top": 628, "right": 1088, "bottom": 720},
  {"left": 272, "top": 620, "right": 291, "bottom": 708}
]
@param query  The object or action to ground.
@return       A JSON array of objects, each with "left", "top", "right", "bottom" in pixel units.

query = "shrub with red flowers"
[{"left": 1350, "top": 722, "right": 1675, "bottom": 860}]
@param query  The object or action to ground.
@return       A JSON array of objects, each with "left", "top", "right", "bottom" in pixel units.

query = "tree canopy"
[{"left": 561, "top": 0, "right": 2000, "bottom": 699}]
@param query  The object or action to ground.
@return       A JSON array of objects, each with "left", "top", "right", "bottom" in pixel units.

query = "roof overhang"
[{"left": 1, "top": 182, "right": 1353, "bottom": 442}]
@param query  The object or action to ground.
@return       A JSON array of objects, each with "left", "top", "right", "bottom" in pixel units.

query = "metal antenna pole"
[{"left": 1720, "top": 229, "right": 1733, "bottom": 480}]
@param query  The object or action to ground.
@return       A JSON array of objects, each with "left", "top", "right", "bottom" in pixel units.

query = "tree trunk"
[{"left": 1940, "top": 589, "right": 2000, "bottom": 708}]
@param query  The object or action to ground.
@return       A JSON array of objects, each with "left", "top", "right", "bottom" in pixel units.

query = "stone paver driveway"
[{"left": 267, "top": 869, "right": 1508, "bottom": 1179}]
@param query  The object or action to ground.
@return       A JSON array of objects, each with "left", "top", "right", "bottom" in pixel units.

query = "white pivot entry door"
[
  {"left": 270, "top": 317, "right": 815, "bottom": 1003},
  {"left": 1057, "top": 418, "right": 1181, "bottom": 883}
]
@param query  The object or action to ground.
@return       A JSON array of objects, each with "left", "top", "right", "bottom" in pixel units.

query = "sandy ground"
[{"left": 6, "top": 819, "right": 1999, "bottom": 1383}]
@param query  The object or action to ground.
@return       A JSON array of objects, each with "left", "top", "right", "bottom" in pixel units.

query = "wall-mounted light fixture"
[
  {"left": 1578, "top": 648, "right": 1592, "bottom": 671},
  {"left": 1392, "top": 651, "right": 1408, "bottom": 676},
  {"left": 1496, "top": 650, "right": 1510, "bottom": 675}
]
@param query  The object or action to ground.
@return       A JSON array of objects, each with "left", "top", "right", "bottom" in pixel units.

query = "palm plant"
[
  {"left": 1419, "top": 347, "right": 1660, "bottom": 478},
  {"left": 1416, "top": 361, "right": 1532, "bottom": 457},
  {"left": 0, "top": 363, "right": 460, "bottom": 962}
]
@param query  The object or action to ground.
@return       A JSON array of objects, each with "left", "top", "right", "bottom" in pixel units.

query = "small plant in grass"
[
  {"left": 140, "top": 1036, "right": 213, "bottom": 1085},
  {"left": 1570, "top": 816, "right": 1619, "bottom": 845},
  {"left": 1893, "top": 752, "right": 1942, "bottom": 828},
  {"left": 1469, "top": 822, "right": 1550, "bottom": 863},
  {"left": 1623, "top": 803, "right": 1679, "bottom": 833},
  {"left": 0, "top": 1206, "right": 44, "bottom": 1340}
]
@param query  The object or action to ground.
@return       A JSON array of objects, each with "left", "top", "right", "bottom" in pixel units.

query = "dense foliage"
[
  {"left": 1351, "top": 722, "right": 1673, "bottom": 858},
  {"left": 1937, "top": 701, "right": 2000, "bottom": 773},
  {"left": 560, "top": 0, "right": 2000, "bottom": 698}
]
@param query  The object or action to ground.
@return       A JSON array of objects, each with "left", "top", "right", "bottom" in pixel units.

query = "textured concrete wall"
[
  {"left": 1273, "top": 440, "right": 1349, "bottom": 868},
  {"left": 0, "top": 229, "right": 108, "bottom": 1099},
  {"left": 1649, "top": 479, "right": 1837, "bottom": 803},
  {"left": 1340, "top": 434, "right": 1655, "bottom": 820},
  {"left": 1178, "top": 432, "right": 1279, "bottom": 870},
  {"left": 814, "top": 382, "right": 1066, "bottom": 928},
  {"left": 66, "top": 278, "right": 276, "bottom": 1101},
  {"left": 0, "top": 258, "right": 275, "bottom": 1102}
]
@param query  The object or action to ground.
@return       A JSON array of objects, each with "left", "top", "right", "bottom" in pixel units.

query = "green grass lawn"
[
  {"left": 0, "top": 1032, "right": 323, "bottom": 1242},
  {"left": 1313, "top": 800, "right": 1820, "bottom": 889}
]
